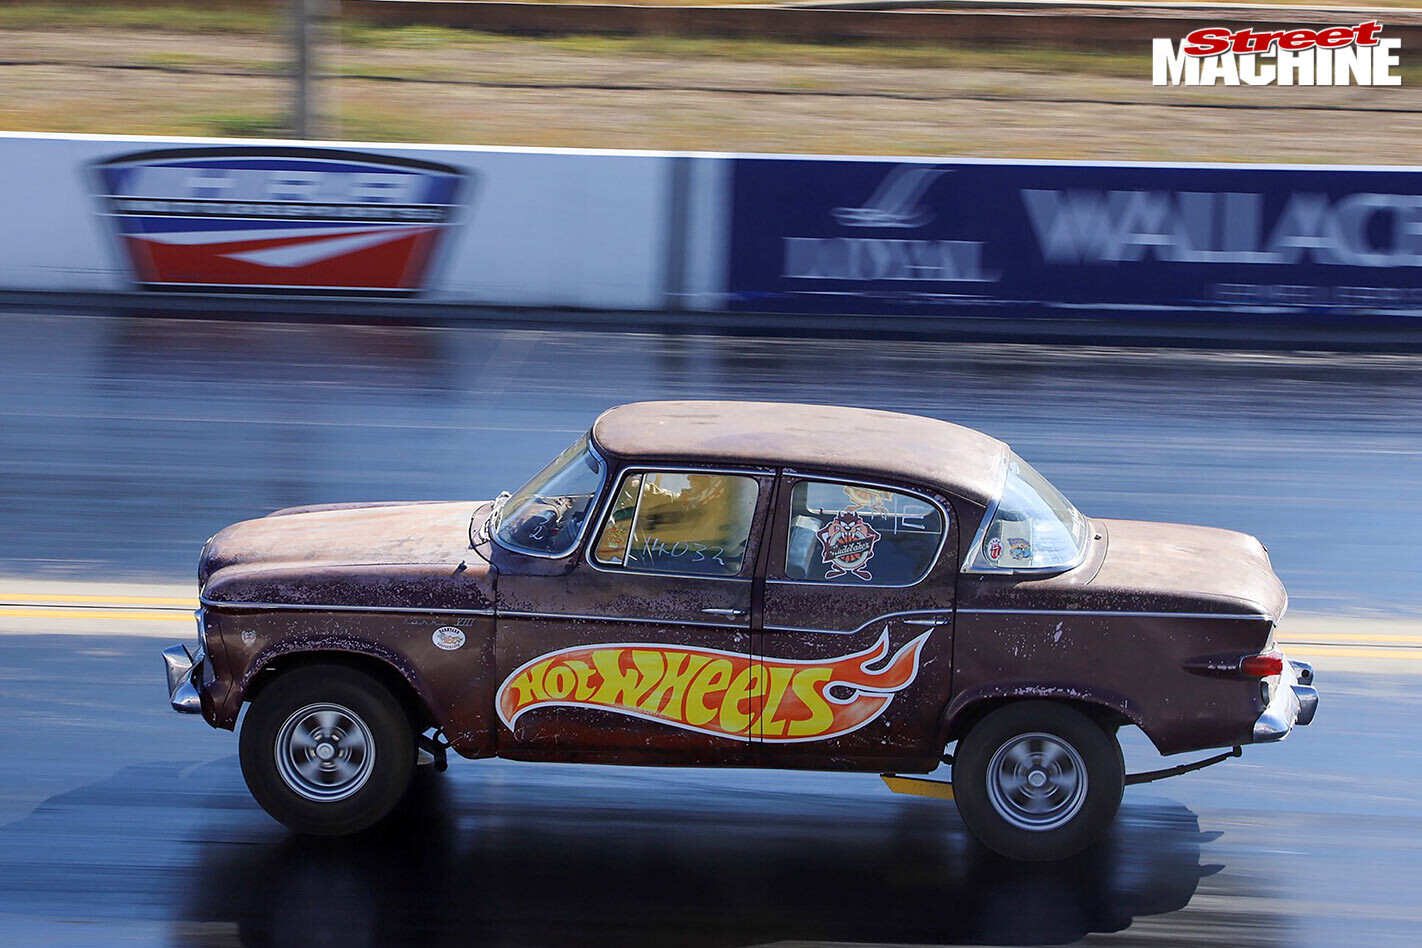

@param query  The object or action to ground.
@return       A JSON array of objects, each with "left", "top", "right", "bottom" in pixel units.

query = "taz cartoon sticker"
[
  {"left": 817, "top": 510, "right": 882, "bottom": 581},
  {"left": 1007, "top": 537, "right": 1032, "bottom": 561}
]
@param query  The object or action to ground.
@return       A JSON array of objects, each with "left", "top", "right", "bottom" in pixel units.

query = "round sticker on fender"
[{"left": 432, "top": 626, "right": 465, "bottom": 651}]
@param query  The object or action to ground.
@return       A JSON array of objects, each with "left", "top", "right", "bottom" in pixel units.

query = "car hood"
[
  {"left": 1087, "top": 518, "right": 1288, "bottom": 619},
  {"left": 200, "top": 501, "right": 495, "bottom": 611}
]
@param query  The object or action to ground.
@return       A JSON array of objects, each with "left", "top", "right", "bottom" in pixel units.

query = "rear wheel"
[
  {"left": 239, "top": 665, "right": 416, "bottom": 836},
  {"left": 953, "top": 701, "right": 1124, "bottom": 861}
]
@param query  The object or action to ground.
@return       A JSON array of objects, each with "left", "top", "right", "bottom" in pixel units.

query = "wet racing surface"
[
  {"left": 2, "top": 307, "right": 1421, "bottom": 946},
  {"left": 0, "top": 632, "right": 1418, "bottom": 947}
]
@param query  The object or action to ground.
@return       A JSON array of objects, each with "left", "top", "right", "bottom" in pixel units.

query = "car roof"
[{"left": 591, "top": 401, "right": 1007, "bottom": 508}]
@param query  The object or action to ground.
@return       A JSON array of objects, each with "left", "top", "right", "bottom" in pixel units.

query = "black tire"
[
  {"left": 953, "top": 701, "right": 1124, "bottom": 862},
  {"left": 239, "top": 665, "right": 416, "bottom": 836}
]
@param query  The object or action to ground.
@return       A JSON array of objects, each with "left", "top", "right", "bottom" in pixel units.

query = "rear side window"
[
  {"left": 784, "top": 480, "right": 945, "bottom": 585},
  {"left": 592, "top": 471, "right": 760, "bottom": 577}
]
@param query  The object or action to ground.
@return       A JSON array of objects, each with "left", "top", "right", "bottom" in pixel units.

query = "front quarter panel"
[{"left": 205, "top": 607, "right": 497, "bottom": 757}]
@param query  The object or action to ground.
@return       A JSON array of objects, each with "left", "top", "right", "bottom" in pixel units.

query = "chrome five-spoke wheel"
[
  {"left": 985, "top": 732, "right": 1088, "bottom": 831},
  {"left": 275, "top": 702, "right": 376, "bottom": 802},
  {"left": 240, "top": 665, "right": 416, "bottom": 835},
  {"left": 953, "top": 701, "right": 1124, "bottom": 861}
]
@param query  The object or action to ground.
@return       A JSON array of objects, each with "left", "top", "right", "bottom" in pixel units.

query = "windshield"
[
  {"left": 967, "top": 452, "right": 1088, "bottom": 572},
  {"left": 492, "top": 433, "right": 606, "bottom": 557}
]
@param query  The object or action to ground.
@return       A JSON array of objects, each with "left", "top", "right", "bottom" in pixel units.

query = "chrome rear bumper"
[{"left": 1253, "top": 655, "right": 1318, "bottom": 742}]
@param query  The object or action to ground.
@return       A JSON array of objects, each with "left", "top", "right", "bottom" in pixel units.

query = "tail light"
[{"left": 1241, "top": 651, "right": 1284, "bottom": 677}]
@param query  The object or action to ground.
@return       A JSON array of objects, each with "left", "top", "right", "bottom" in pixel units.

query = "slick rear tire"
[
  {"left": 953, "top": 701, "right": 1124, "bottom": 861},
  {"left": 239, "top": 665, "right": 415, "bottom": 836}
]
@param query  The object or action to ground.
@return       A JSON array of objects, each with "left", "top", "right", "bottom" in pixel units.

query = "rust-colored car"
[{"left": 164, "top": 401, "right": 1317, "bottom": 860}]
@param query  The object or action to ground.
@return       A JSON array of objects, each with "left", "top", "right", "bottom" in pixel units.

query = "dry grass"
[{"left": 0, "top": 15, "right": 1418, "bottom": 162}]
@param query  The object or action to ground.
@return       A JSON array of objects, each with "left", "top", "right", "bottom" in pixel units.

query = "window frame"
[
  {"left": 767, "top": 472, "right": 952, "bottom": 590},
  {"left": 490, "top": 435, "right": 610, "bottom": 560},
  {"left": 583, "top": 464, "right": 773, "bottom": 582}
]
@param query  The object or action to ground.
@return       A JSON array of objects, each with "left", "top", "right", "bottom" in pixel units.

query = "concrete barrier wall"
[{"left": 3, "top": 132, "right": 1420, "bottom": 325}]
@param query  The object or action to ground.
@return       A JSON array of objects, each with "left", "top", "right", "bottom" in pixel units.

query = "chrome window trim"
[
  {"left": 583, "top": 464, "right": 774, "bottom": 583},
  {"left": 198, "top": 596, "right": 495, "bottom": 616},
  {"left": 958, "top": 607, "right": 1275, "bottom": 622},
  {"left": 491, "top": 438, "right": 610, "bottom": 560},
  {"left": 499, "top": 608, "right": 749, "bottom": 630},
  {"left": 763, "top": 608, "right": 954, "bottom": 637},
  {"left": 959, "top": 451, "right": 1090, "bottom": 576},
  {"left": 772, "top": 471, "right": 951, "bottom": 589}
]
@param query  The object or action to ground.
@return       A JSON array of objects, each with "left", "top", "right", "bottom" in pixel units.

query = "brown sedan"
[{"left": 163, "top": 401, "right": 1317, "bottom": 860}]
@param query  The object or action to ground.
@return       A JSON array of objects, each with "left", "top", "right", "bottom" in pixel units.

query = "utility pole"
[{"left": 291, "top": 0, "right": 319, "bottom": 139}]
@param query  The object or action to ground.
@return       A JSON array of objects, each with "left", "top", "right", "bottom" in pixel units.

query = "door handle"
[
  {"left": 702, "top": 608, "right": 746, "bottom": 617},
  {"left": 903, "top": 616, "right": 949, "bottom": 626}
]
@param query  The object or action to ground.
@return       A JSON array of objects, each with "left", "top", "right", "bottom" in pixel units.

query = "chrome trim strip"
[
  {"left": 763, "top": 608, "right": 953, "bottom": 637},
  {"left": 198, "top": 596, "right": 495, "bottom": 616},
  {"left": 959, "top": 450, "right": 1008, "bottom": 575},
  {"left": 583, "top": 464, "right": 775, "bottom": 582},
  {"left": 499, "top": 609, "right": 749, "bottom": 630},
  {"left": 959, "top": 607, "right": 1274, "bottom": 622},
  {"left": 772, "top": 471, "right": 951, "bottom": 589}
]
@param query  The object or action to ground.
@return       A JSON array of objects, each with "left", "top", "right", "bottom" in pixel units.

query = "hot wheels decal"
[
  {"left": 498, "top": 629, "right": 930, "bottom": 742},
  {"left": 817, "top": 510, "right": 882, "bottom": 580}
]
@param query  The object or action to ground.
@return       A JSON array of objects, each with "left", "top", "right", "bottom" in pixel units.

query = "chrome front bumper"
[
  {"left": 1253, "top": 655, "right": 1318, "bottom": 742},
  {"left": 163, "top": 609, "right": 206, "bottom": 715}
]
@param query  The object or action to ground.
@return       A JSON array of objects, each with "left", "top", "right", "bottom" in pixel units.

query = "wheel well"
[
  {"left": 945, "top": 695, "right": 1132, "bottom": 746},
  {"left": 244, "top": 652, "right": 433, "bottom": 732}
]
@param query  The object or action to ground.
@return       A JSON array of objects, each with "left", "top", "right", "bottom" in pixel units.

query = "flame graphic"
[{"left": 497, "top": 628, "right": 930, "bottom": 742}]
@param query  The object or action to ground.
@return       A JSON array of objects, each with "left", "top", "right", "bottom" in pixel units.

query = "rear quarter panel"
[{"left": 948, "top": 609, "right": 1271, "bottom": 755}]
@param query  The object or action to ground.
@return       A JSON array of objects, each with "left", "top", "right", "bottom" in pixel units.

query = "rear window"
[{"left": 966, "top": 453, "right": 1087, "bottom": 572}]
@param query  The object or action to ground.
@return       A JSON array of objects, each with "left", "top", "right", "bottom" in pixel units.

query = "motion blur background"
[{"left": 1, "top": 2, "right": 1421, "bottom": 947}]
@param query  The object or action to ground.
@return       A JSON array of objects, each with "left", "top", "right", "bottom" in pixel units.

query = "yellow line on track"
[
  {"left": 1285, "top": 645, "right": 1422, "bottom": 660},
  {"left": 0, "top": 593, "right": 194, "bottom": 606},
  {"left": 1281, "top": 633, "right": 1422, "bottom": 644},
  {"left": 0, "top": 607, "right": 191, "bottom": 622}
]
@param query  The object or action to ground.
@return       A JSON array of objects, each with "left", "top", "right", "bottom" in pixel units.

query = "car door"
[
  {"left": 495, "top": 465, "right": 775, "bottom": 764},
  {"left": 753, "top": 472, "right": 958, "bottom": 769}
]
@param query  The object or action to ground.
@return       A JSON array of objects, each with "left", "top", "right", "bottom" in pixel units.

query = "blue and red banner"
[{"left": 90, "top": 147, "right": 468, "bottom": 295}]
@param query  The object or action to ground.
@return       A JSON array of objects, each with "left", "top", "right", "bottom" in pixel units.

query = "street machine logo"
[
  {"left": 1154, "top": 20, "right": 1402, "bottom": 86},
  {"left": 498, "top": 629, "right": 931, "bottom": 742},
  {"left": 90, "top": 147, "right": 467, "bottom": 294}
]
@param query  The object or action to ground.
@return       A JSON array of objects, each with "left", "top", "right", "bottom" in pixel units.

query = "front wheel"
[
  {"left": 953, "top": 701, "right": 1124, "bottom": 861},
  {"left": 239, "top": 665, "right": 416, "bottom": 836}
]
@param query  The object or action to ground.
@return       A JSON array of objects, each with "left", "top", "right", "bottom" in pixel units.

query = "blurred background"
[{"left": 2, "top": 2, "right": 1421, "bottom": 947}]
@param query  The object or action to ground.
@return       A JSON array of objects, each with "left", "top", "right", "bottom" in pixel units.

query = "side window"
[
  {"left": 785, "top": 480, "right": 945, "bottom": 585},
  {"left": 592, "top": 471, "right": 759, "bottom": 577}
]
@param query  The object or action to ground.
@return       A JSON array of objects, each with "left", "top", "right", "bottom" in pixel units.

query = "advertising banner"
[
  {"left": 726, "top": 157, "right": 1422, "bottom": 320},
  {"left": 0, "top": 133, "right": 669, "bottom": 310}
]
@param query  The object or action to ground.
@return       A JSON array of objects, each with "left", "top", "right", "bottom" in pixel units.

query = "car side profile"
[{"left": 164, "top": 401, "right": 1317, "bottom": 860}]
